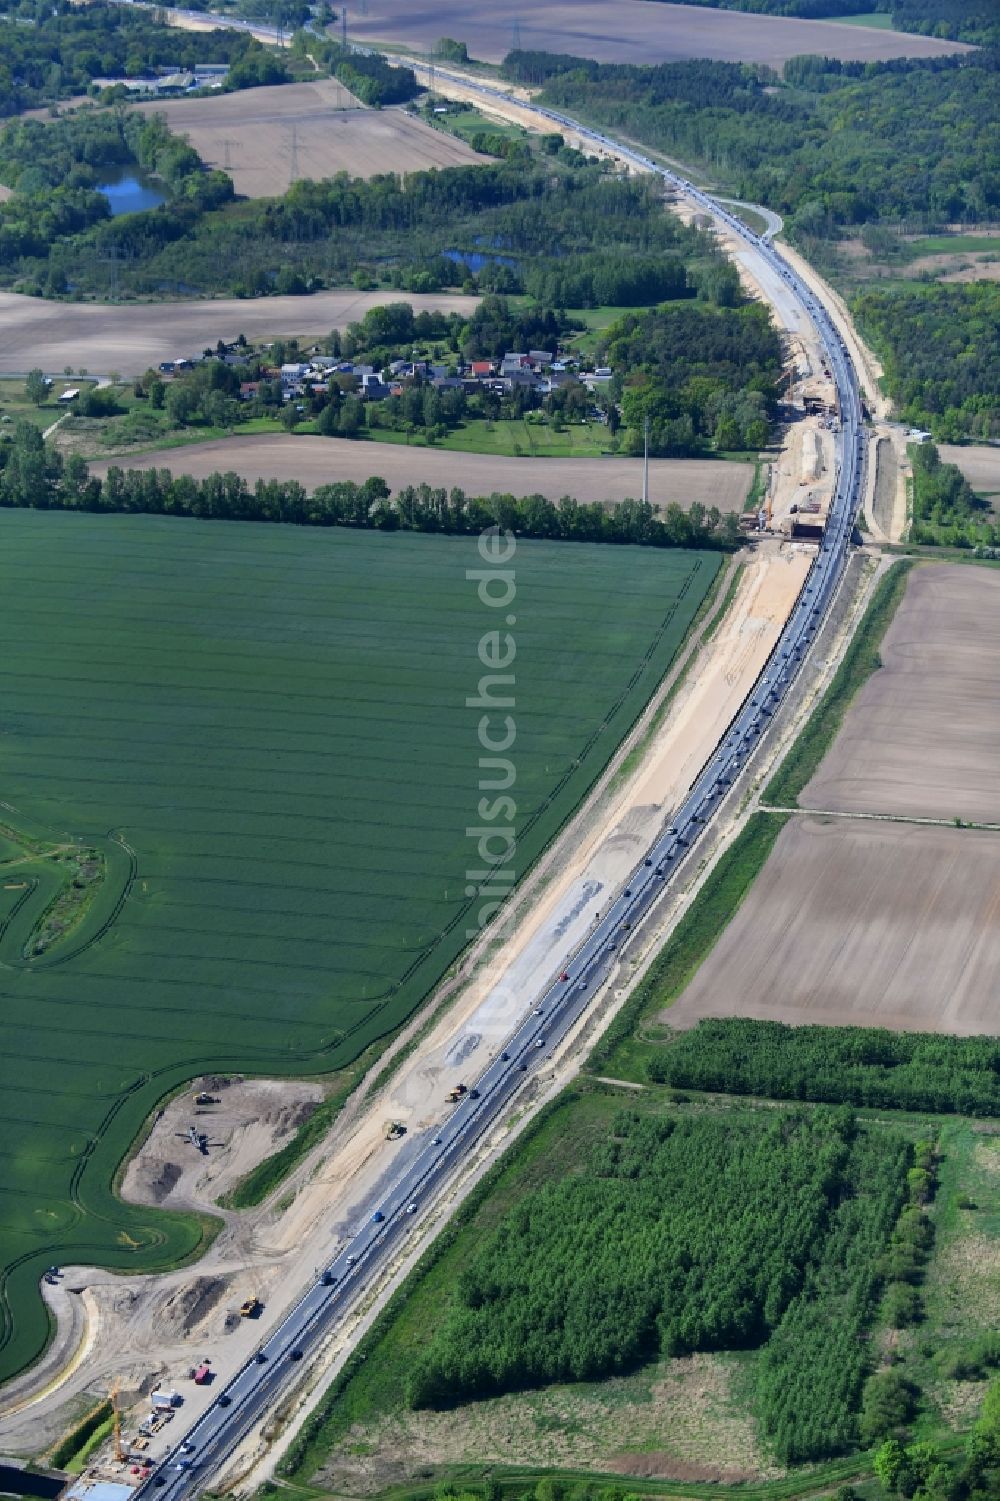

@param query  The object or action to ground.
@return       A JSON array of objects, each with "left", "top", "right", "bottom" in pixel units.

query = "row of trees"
[
  {"left": 0, "top": 422, "right": 742, "bottom": 548},
  {"left": 299, "top": 34, "right": 419, "bottom": 107},
  {"left": 648, "top": 1018, "right": 1000, "bottom": 1115},
  {"left": 407, "top": 1107, "right": 911, "bottom": 1462}
]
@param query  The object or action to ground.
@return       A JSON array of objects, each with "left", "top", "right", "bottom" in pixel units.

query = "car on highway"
[{"left": 133, "top": 82, "right": 863, "bottom": 1501}]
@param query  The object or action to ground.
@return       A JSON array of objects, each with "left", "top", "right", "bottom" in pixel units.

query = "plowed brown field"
[
  {"left": 348, "top": 0, "right": 970, "bottom": 66},
  {"left": 137, "top": 83, "right": 484, "bottom": 197},
  {"left": 88, "top": 434, "right": 752, "bottom": 508},
  {"left": 669, "top": 817, "right": 1000, "bottom": 1036},
  {"left": 804, "top": 564, "right": 1000, "bottom": 824},
  {"left": 0, "top": 289, "right": 478, "bottom": 376}
]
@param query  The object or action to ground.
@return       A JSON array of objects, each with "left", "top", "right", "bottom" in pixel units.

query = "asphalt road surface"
[{"left": 134, "top": 72, "right": 864, "bottom": 1501}]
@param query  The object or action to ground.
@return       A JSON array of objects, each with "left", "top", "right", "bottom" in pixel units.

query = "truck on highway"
[{"left": 445, "top": 1083, "right": 467, "bottom": 1102}]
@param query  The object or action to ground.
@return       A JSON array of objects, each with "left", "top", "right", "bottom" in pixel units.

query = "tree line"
[
  {"left": 0, "top": 421, "right": 742, "bottom": 548},
  {"left": 647, "top": 1018, "right": 1000, "bottom": 1115},
  {"left": 622, "top": 0, "right": 1000, "bottom": 45},
  {"left": 297, "top": 34, "right": 419, "bottom": 108}
]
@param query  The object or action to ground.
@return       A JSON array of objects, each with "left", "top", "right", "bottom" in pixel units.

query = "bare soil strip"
[
  {"left": 669, "top": 816, "right": 1000, "bottom": 1037},
  {"left": 348, "top": 0, "right": 970, "bottom": 65},
  {"left": 87, "top": 434, "right": 753, "bottom": 508},
  {"left": 0, "top": 290, "right": 479, "bottom": 377},
  {"left": 804, "top": 563, "right": 1000, "bottom": 824},
  {"left": 136, "top": 84, "right": 484, "bottom": 197}
]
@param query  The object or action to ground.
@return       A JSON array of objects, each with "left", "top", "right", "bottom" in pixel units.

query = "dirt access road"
[
  {"left": 137, "top": 82, "right": 484, "bottom": 197},
  {"left": 0, "top": 290, "right": 478, "bottom": 378},
  {"left": 347, "top": 0, "right": 970, "bottom": 66},
  {"left": 89, "top": 434, "right": 753, "bottom": 510}
]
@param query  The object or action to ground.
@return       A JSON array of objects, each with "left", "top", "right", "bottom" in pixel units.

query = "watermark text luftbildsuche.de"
[{"left": 466, "top": 526, "right": 517, "bottom": 939}]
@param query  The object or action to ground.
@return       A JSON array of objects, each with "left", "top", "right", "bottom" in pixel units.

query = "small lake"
[
  {"left": 443, "top": 248, "right": 520, "bottom": 274},
  {"left": 96, "top": 167, "right": 166, "bottom": 216}
]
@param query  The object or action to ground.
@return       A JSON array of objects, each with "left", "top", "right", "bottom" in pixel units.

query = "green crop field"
[{"left": 0, "top": 511, "right": 718, "bottom": 1386}]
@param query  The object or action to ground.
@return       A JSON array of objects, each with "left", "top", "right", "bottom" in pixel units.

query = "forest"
[
  {"left": 602, "top": 299, "right": 781, "bottom": 455},
  {"left": 0, "top": 421, "right": 742, "bottom": 549},
  {"left": 509, "top": 50, "right": 997, "bottom": 239},
  {"left": 647, "top": 1018, "right": 1000, "bottom": 1114},
  {"left": 908, "top": 442, "right": 996, "bottom": 547},
  {"left": 406, "top": 1106, "right": 911, "bottom": 1462},
  {"left": 0, "top": 110, "right": 233, "bottom": 289},
  {"left": 0, "top": 0, "right": 288, "bottom": 116},
  {"left": 851, "top": 283, "right": 1000, "bottom": 442},
  {"left": 505, "top": 48, "right": 998, "bottom": 439},
  {"left": 0, "top": 119, "right": 769, "bottom": 332}
]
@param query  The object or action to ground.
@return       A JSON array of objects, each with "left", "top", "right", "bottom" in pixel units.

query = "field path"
[
  {"left": 88, "top": 434, "right": 753, "bottom": 509},
  {"left": 0, "top": 289, "right": 479, "bottom": 377}
]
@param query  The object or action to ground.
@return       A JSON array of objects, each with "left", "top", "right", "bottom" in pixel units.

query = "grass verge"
[
  {"left": 763, "top": 559, "right": 913, "bottom": 807},
  {"left": 586, "top": 811, "right": 789, "bottom": 1083},
  {"left": 47, "top": 1400, "right": 113, "bottom": 1470}
]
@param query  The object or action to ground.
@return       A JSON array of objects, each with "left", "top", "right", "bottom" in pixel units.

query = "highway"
[{"left": 133, "top": 67, "right": 865, "bottom": 1501}]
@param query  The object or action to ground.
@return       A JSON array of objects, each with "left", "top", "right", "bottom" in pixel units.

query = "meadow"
[{"left": 0, "top": 511, "right": 718, "bottom": 1386}]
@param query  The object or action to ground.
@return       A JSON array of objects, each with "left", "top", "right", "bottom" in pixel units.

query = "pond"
[
  {"left": 96, "top": 167, "right": 166, "bottom": 216},
  {"left": 442, "top": 248, "right": 520, "bottom": 274}
]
